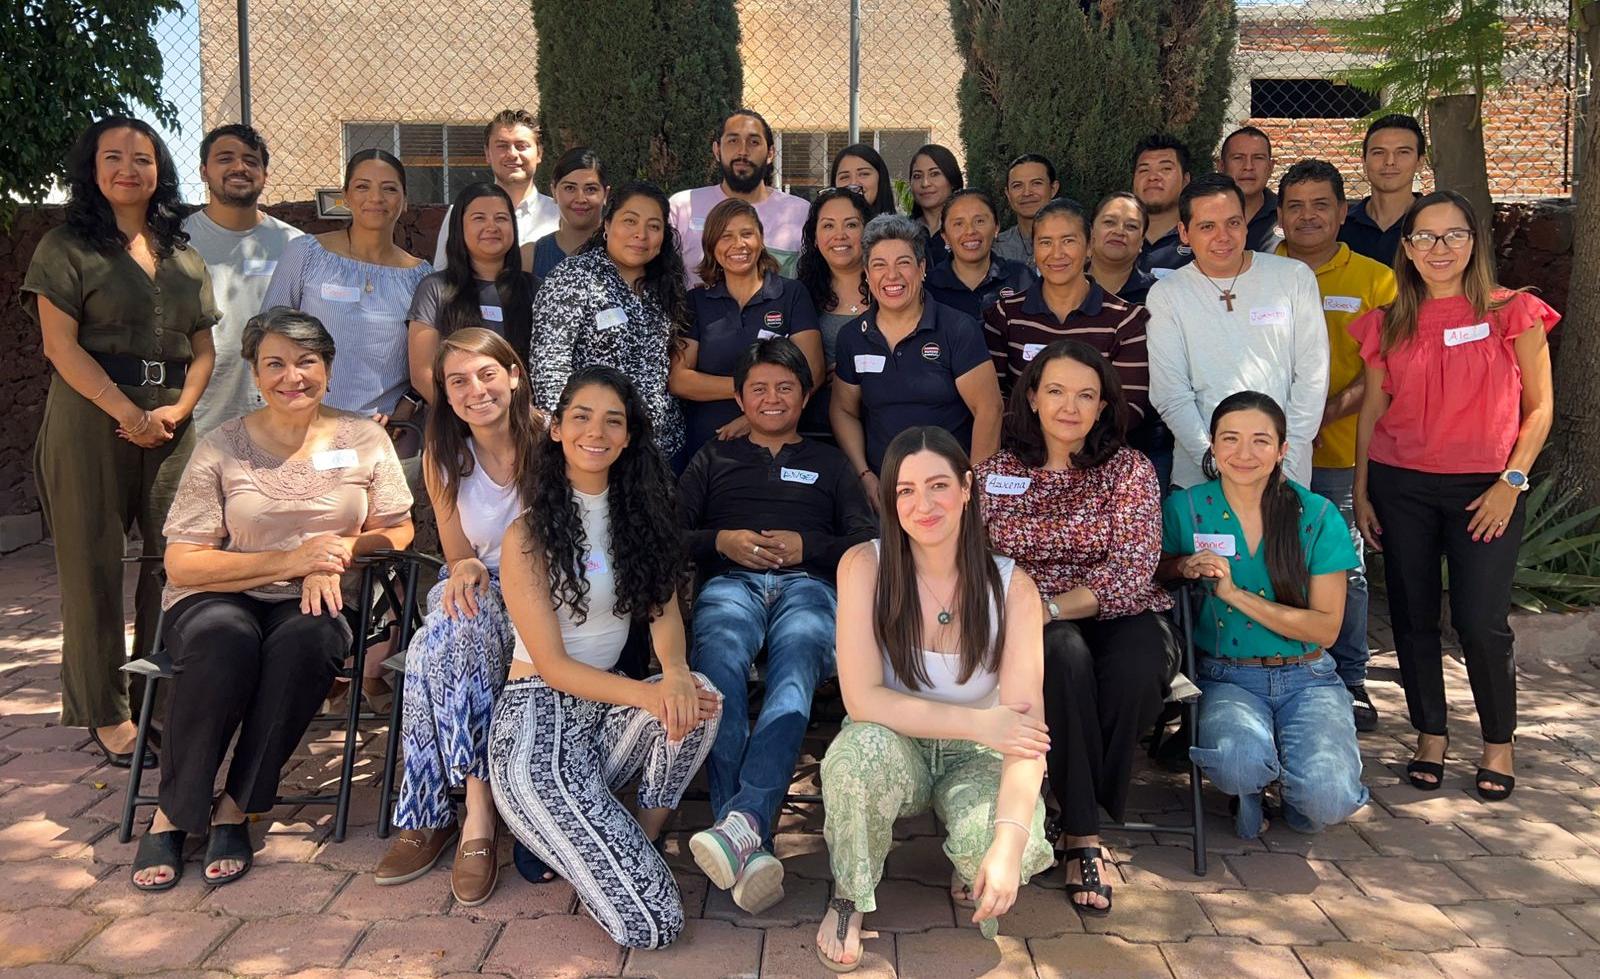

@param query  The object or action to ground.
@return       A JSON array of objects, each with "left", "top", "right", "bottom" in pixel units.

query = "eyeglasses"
[{"left": 1406, "top": 229, "right": 1474, "bottom": 251}]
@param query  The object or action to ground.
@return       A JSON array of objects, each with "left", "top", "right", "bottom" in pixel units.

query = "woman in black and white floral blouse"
[{"left": 529, "top": 181, "right": 689, "bottom": 461}]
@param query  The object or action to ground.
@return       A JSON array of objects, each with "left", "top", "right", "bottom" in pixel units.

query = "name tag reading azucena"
[
  {"left": 853, "top": 354, "right": 886, "bottom": 374},
  {"left": 1193, "top": 533, "right": 1237, "bottom": 557},
  {"left": 311, "top": 448, "right": 359, "bottom": 471},
  {"left": 781, "top": 468, "right": 819, "bottom": 484},
  {"left": 984, "top": 474, "right": 1032, "bottom": 496},
  {"left": 1444, "top": 322, "right": 1492, "bottom": 347}
]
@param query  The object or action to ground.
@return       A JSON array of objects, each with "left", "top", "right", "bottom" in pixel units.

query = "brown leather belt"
[{"left": 1229, "top": 650, "right": 1324, "bottom": 667}]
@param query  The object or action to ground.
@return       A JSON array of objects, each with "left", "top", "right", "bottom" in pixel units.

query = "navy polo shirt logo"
[
  {"left": 763, "top": 310, "right": 784, "bottom": 330},
  {"left": 999, "top": 287, "right": 1017, "bottom": 298},
  {"left": 920, "top": 341, "right": 941, "bottom": 361},
  {"left": 1177, "top": 245, "right": 1193, "bottom": 256}
]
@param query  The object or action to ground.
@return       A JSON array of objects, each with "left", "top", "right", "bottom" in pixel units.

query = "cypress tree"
[
  {"left": 952, "top": 1, "right": 1237, "bottom": 209},
  {"left": 530, "top": 0, "right": 742, "bottom": 191}
]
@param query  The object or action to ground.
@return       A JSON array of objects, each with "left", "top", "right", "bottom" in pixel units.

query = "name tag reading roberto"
[
  {"left": 1193, "top": 533, "right": 1237, "bottom": 557},
  {"left": 1444, "top": 322, "right": 1492, "bottom": 347},
  {"left": 984, "top": 474, "right": 1031, "bottom": 496},
  {"left": 1323, "top": 295, "right": 1362, "bottom": 314},
  {"left": 311, "top": 448, "right": 359, "bottom": 471},
  {"left": 853, "top": 354, "right": 886, "bottom": 374},
  {"left": 781, "top": 467, "right": 819, "bottom": 484}
]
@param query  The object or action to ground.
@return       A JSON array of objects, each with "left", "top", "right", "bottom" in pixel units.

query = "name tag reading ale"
[
  {"left": 1444, "top": 322, "right": 1492, "bottom": 347},
  {"left": 1022, "top": 343, "right": 1046, "bottom": 362},
  {"left": 1249, "top": 307, "right": 1289, "bottom": 327},
  {"left": 479, "top": 305, "right": 504, "bottom": 322},
  {"left": 781, "top": 467, "right": 819, "bottom": 484},
  {"left": 854, "top": 354, "right": 886, "bottom": 374},
  {"left": 243, "top": 259, "right": 277, "bottom": 278},
  {"left": 984, "top": 474, "right": 1031, "bottom": 496},
  {"left": 311, "top": 448, "right": 359, "bottom": 471},
  {"left": 1323, "top": 295, "right": 1362, "bottom": 314},
  {"left": 320, "top": 283, "right": 361, "bottom": 303},
  {"left": 1193, "top": 533, "right": 1237, "bottom": 557},
  {"left": 595, "top": 307, "right": 627, "bottom": 330}
]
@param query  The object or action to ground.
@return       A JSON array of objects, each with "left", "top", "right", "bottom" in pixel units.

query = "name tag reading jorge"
[
  {"left": 311, "top": 448, "right": 359, "bottom": 471},
  {"left": 984, "top": 473, "right": 1032, "bottom": 496},
  {"left": 320, "top": 282, "right": 361, "bottom": 303},
  {"left": 853, "top": 354, "right": 886, "bottom": 374},
  {"left": 479, "top": 305, "right": 504, "bottom": 322},
  {"left": 1444, "top": 322, "right": 1492, "bottom": 347},
  {"left": 595, "top": 307, "right": 628, "bottom": 330},
  {"left": 781, "top": 467, "right": 819, "bottom": 484},
  {"left": 1249, "top": 306, "right": 1289, "bottom": 327},
  {"left": 1193, "top": 532, "right": 1237, "bottom": 557},
  {"left": 1323, "top": 295, "right": 1362, "bottom": 314}
]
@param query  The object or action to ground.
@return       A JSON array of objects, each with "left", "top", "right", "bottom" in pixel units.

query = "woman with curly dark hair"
[
  {"left": 491, "top": 366, "right": 721, "bottom": 949},
  {"left": 22, "top": 116, "right": 218, "bottom": 767}
]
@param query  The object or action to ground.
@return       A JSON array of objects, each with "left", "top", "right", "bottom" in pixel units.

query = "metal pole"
[
  {"left": 848, "top": 0, "right": 861, "bottom": 143},
  {"left": 237, "top": 0, "right": 252, "bottom": 125}
]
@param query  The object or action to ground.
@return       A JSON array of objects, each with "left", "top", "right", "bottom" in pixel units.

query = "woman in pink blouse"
[
  {"left": 130, "top": 308, "right": 415, "bottom": 892},
  {"left": 975, "top": 340, "right": 1177, "bottom": 920}
]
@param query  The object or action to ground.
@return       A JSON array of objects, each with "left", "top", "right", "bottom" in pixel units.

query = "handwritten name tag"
[
  {"left": 243, "top": 259, "right": 277, "bottom": 278},
  {"left": 320, "top": 283, "right": 360, "bottom": 303},
  {"left": 984, "top": 474, "right": 1032, "bottom": 496},
  {"left": 781, "top": 467, "right": 819, "bottom": 484},
  {"left": 311, "top": 448, "right": 359, "bottom": 471},
  {"left": 595, "top": 307, "right": 627, "bottom": 330},
  {"left": 853, "top": 354, "right": 886, "bottom": 374},
  {"left": 584, "top": 551, "right": 608, "bottom": 575},
  {"left": 480, "top": 305, "right": 504, "bottom": 322},
  {"left": 1323, "top": 295, "right": 1362, "bottom": 314},
  {"left": 1444, "top": 322, "right": 1492, "bottom": 347},
  {"left": 1193, "top": 532, "right": 1237, "bottom": 557},
  {"left": 1022, "top": 343, "right": 1046, "bottom": 362},
  {"left": 1249, "top": 307, "right": 1289, "bottom": 327}
]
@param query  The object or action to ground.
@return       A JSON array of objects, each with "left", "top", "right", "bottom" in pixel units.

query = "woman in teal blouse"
[{"left": 1159, "top": 391, "right": 1368, "bottom": 840}]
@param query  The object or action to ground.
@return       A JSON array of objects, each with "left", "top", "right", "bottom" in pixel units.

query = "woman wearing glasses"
[{"left": 1350, "top": 191, "right": 1557, "bottom": 802}]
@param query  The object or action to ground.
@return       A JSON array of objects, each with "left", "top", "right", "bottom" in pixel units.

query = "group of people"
[{"left": 23, "top": 103, "right": 1555, "bottom": 970}]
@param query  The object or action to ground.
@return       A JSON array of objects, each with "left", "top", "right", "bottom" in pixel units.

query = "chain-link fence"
[{"left": 144, "top": 0, "right": 1581, "bottom": 207}]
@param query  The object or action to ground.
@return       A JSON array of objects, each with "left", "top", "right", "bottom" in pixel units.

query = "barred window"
[
  {"left": 1249, "top": 79, "right": 1380, "bottom": 120},
  {"left": 341, "top": 123, "right": 493, "bottom": 204},
  {"left": 775, "top": 128, "right": 932, "bottom": 199}
]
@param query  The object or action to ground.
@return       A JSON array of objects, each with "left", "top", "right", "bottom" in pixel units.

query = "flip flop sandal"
[
  {"left": 816, "top": 897, "right": 863, "bottom": 974},
  {"left": 203, "top": 822, "right": 254, "bottom": 887},
  {"left": 1063, "top": 846, "right": 1113, "bottom": 919},
  {"left": 131, "top": 829, "right": 187, "bottom": 892}
]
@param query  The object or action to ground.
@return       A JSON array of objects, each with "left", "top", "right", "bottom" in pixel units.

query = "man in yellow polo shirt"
[{"left": 1277, "top": 159, "right": 1398, "bottom": 733}]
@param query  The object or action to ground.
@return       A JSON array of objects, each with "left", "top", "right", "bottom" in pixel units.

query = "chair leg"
[
  {"left": 1186, "top": 700, "right": 1208, "bottom": 877},
  {"left": 335, "top": 566, "right": 377, "bottom": 844},
  {"left": 119, "top": 677, "right": 161, "bottom": 844},
  {"left": 377, "top": 667, "right": 405, "bottom": 839}
]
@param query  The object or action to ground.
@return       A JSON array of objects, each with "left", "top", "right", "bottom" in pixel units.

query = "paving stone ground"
[{"left": 2, "top": 541, "right": 1599, "bottom": 977}]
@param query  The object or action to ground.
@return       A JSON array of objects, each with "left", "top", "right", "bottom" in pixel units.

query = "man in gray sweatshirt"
[{"left": 1145, "top": 174, "right": 1328, "bottom": 490}]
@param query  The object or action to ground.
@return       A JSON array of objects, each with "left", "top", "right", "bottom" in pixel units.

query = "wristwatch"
[
  {"left": 1044, "top": 597, "right": 1062, "bottom": 621},
  {"left": 1500, "top": 469, "right": 1530, "bottom": 493}
]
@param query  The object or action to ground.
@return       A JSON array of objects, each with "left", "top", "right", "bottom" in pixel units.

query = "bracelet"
[
  {"left": 88, "top": 379, "right": 114, "bottom": 402},
  {"left": 125, "top": 412, "right": 151, "bottom": 435},
  {"left": 859, "top": 468, "right": 872, "bottom": 478},
  {"left": 992, "top": 817, "right": 1030, "bottom": 836}
]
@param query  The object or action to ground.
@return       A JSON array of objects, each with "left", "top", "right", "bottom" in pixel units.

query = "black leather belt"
[{"left": 92, "top": 352, "right": 188, "bottom": 389}]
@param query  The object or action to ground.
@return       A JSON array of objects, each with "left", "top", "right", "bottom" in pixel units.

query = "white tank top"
[
  {"left": 512, "top": 488, "right": 630, "bottom": 670},
  {"left": 874, "top": 540, "right": 1016, "bottom": 708},
  {"left": 454, "top": 440, "right": 520, "bottom": 571}
]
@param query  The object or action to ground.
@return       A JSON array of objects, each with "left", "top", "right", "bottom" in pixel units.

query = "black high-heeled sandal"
[
  {"left": 1475, "top": 768, "right": 1516, "bottom": 801},
  {"left": 1063, "top": 846, "right": 1113, "bottom": 919},
  {"left": 1407, "top": 735, "right": 1449, "bottom": 791}
]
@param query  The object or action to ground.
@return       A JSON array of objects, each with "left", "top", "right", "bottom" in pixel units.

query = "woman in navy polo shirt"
[
  {"left": 831, "top": 214, "right": 1003, "bottom": 506},
  {"left": 669, "top": 198, "right": 823, "bottom": 464},
  {"left": 922, "top": 189, "right": 1034, "bottom": 323}
]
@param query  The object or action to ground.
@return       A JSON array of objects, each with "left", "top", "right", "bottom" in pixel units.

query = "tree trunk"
[
  {"left": 1553, "top": 2, "right": 1600, "bottom": 512},
  {"left": 1427, "top": 93, "right": 1493, "bottom": 225}
]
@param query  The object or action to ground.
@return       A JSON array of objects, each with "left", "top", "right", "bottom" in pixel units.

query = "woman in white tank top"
[
  {"left": 377, "top": 329, "right": 540, "bottom": 905},
  {"left": 816, "top": 426, "right": 1055, "bottom": 972}
]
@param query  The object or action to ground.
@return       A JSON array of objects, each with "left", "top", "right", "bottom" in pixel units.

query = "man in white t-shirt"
[
  {"left": 432, "top": 109, "right": 560, "bottom": 268},
  {"left": 183, "top": 124, "right": 303, "bottom": 434},
  {"left": 669, "top": 109, "right": 810, "bottom": 285},
  {"left": 1146, "top": 173, "right": 1328, "bottom": 489}
]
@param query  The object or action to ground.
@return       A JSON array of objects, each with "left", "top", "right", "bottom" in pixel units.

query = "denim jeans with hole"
[
  {"left": 1190, "top": 653, "right": 1369, "bottom": 838},
  {"left": 691, "top": 570, "right": 837, "bottom": 841},
  {"left": 1311, "top": 466, "right": 1370, "bottom": 687}
]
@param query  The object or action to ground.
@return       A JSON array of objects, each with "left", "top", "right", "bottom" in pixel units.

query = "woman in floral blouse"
[
  {"left": 975, "top": 339, "right": 1176, "bottom": 920},
  {"left": 528, "top": 181, "right": 689, "bottom": 461}
]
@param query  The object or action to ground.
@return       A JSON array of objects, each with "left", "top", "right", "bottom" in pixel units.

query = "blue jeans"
[
  {"left": 691, "top": 570, "right": 837, "bottom": 840},
  {"left": 1311, "top": 467, "right": 1370, "bottom": 687},
  {"left": 1190, "top": 653, "right": 1369, "bottom": 839}
]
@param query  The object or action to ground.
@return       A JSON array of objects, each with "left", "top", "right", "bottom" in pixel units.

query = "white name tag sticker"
[
  {"left": 984, "top": 474, "right": 1032, "bottom": 496},
  {"left": 757, "top": 329, "right": 778, "bottom": 340},
  {"left": 1323, "top": 295, "right": 1362, "bottom": 314},
  {"left": 1444, "top": 322, "right": 1492, "bottom": 347},
  {"left": 1249, "top": 307, "right": 1289, "bottom": 327},
  {"left": 595, "top": 307, "right": 627, "bottom": 330},
  {"left": 1022, "top": 343, "right": 1046, "bottom": 362},
  {"left": 1193, "top": 532, "right": 1237, "bottom": 557},
  {"left": 584, "top": 552, "right": 607, "bottom": 575},
  {"left": 781, "top": 467, "right": 819, "bottom": 484},
  {"left": 242, "top": 258, "right": 277, "bottom": 278},
  {"left": 1151, "top": 267, "right": 1176, "bottom": 280},
  {"left": 320, "top": 283, "right": 361, "bottom": 303},
  {"left": 311, "top": 448, "right": 359, "bottom": 471},
  {"left": 480, "top": 305, "right": 504, "bottom": 322},
  {"left": 853, "top": 354, "right": 886, "bottom": 374}
]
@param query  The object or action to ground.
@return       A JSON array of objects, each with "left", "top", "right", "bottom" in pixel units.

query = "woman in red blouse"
[
  {"left": 975, "top": 340, "right": 1177, "bottom": 919},
  {"left": 1351, "top": 190, "right": 1556, "bottom": 802}
]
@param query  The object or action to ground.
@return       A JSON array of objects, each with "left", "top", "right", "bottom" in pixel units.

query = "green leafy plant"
[{"left": 1508, "top": 479, "right": 1600, "bottom": 612}]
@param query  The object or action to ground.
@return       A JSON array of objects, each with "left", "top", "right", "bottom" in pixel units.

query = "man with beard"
[
  {"left": 433, "top": 109, "right": 560, "bottom": 268},
  {"left": 1132, "top": 133, "right": 1194, "bottom": 280},
  {"left": 670, "top": 110, "right": 810, "bottom": 285},
  {"left": 183, "top": 124, "right": 302, "bottom": 434}
]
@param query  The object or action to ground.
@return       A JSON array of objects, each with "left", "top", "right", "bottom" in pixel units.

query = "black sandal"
[
  {"left": 1475, "top": 768, "right": 1516, "bottom": 802},
  {"left": 1064, "top": 846, "right": 1113, "bottom": 918},
  {"left": 1407, "top": 735, "right": 1449, "bottom": 791},
  {"left": 131, "top": 829, "right": 186, "bottom": 892},
  {"left": 816, "top": 896, "right": 861, "bottom": 973},
  {"left": 89, "top": 728, "right": 158, "bottom": 770},
  {"left": 202, "top": 822, "right": 254, "bottom": 887}
]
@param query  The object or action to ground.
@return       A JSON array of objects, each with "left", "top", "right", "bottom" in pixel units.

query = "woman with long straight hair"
[
  {"left": 907, "top": 143, "right": 964, "bottom": 268},
  {"left": 377, "top": 328, "right": 542, "bottom": 905},
  {"left": 830, "top": 143, "right": 897, "bottom": 217},
  {"left": 407, "top": 183, "right": 535, "bottom": 400},
  {"left": 24, "top": 115, "right": 218, "bottom": 767},
  {"left": 1351, "top": 190, "right": 1557, "bottom": 801},
  {"left": 816, "top": 426, "right": 1053, "bottom": 972},
  {"left": 530, "top": 146, "right": 609, "bottom": 280},
  {"left": 492, "top": 366, "right": 721, "bottom": 949},
  {"left": 1160, "top": 391, "right": 1367, "bottom": 839}
]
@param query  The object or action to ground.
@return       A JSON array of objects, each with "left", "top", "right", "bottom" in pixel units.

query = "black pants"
[
  {"left": 1043, "top": 611, "right": 1177, "bottom": 836},
  {"left": 158, "top": 592, "right": 351, "bottom": 834},
  {"left": 1367, "top": 462, "right": 1524, "bottom": 743}
]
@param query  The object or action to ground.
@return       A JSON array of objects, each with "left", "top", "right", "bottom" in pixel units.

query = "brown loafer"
[
  {"left": 375, "top": 826, "right": 458, "bottom": 886},
  {"left": 452, "top": 832, "right": 500, "bottom": 907}
]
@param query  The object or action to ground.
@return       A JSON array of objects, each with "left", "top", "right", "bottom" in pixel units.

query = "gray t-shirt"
[
  {"left": 183, "top": 209, "right": 302, "bottom": 434},
  {"left": 994, "top": 225, "right": 1035, "bottom": 271},
  {"left": 406, "top": 272, "right": 507, "bottom": 339}
]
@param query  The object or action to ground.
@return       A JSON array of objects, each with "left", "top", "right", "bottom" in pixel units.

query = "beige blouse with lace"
[{"left": 160, "top": 412, "right": 413, "bottom": 609}]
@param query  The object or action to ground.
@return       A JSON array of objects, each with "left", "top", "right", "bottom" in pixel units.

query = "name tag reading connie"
[
  {"left": 853, "top": 354, "right": 886, "bottom": 374},
  {"left": 781, "top": 467, "right": 819, "bottom": 484},
  {"left": 1193, "top": 533, "right": 1237, "bottom": 557},
  {"left": 984, "top": 474, "right": 1032, "bottom": 496},
  {"left": 1444, "top": 322, "right": 1492, "bottom": 347},
  {"left": 311, "top": 448, "right": 359, "bottom": 471}
]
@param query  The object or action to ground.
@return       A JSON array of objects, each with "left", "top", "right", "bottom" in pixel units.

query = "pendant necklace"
[
  {"left": 348, "top": 228, "right": 376, "bottom": 293},
  {"left": 1205, "top": 254, "right": 1247, "bottom": 312},
  {"left": 921, "top": 576, "right": 959, "bottom": 626}
]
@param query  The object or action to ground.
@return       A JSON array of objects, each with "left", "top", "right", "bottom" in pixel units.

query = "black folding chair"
[{"left": 117, "top": 549, "right": 432, "bottom": 845}]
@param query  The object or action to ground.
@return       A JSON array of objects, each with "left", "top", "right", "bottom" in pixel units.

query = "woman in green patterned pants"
[{"left": 815, "top": 426, "right": 1054, "bottom": 972}]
